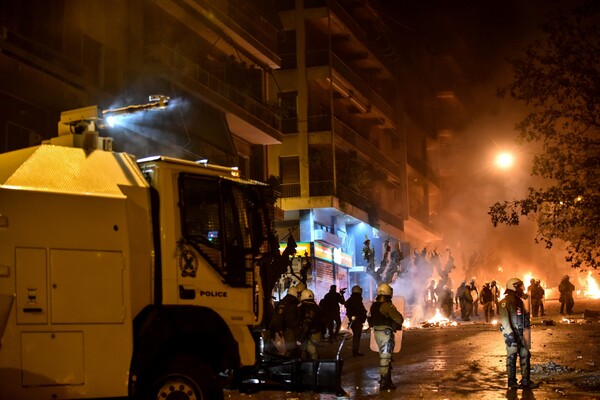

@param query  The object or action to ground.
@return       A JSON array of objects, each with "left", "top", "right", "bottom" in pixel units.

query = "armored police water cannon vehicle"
[{"left": 0, "top": 97, "right": 343, "bottom": 399}]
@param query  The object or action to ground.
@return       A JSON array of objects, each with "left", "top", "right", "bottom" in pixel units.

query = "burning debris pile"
[
  {"left": 560, "top": 312, "right": 600, "bottom": 324},
  {"left": 412, "top": 309, "right": 458, "bottom": 329},
  {"left": 531, "top": 360, "right": 573, "bottom": 376}
]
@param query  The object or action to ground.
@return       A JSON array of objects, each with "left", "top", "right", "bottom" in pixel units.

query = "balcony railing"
[
  {"left": 309, "top": 180, "right": 367, "bottom": 207},
  {"left": 330, "top": 53, "right": 395, "bottom": 117},
  {"left": 308, "top": 114, "right": 332, "bottom": 132},
  {"left": 280, "top": 183, "right": 301, "bottom": 198},
  {"left": 145, "top": 44, "right": 282, "bottom": 132},
  {"left": 332, "top": 117, "right": 400, "bottom": 178},
  {"left": 409, "top": 202, "right": 431, "bottom": 226},
  {"left": 297, "top": 179, "right": 405, "bottom": 228},
  {"left": 0, "top": 26, "right": 96, "bottom": 85},
  {"left": 214, "top": 0, "right": 280, "bottom": 51},
  {"left": 309, "top": 180, "right": 334, "bottom": 197},
  {"left": 378, "top": 207, "right": 404, "bottom": 230}
]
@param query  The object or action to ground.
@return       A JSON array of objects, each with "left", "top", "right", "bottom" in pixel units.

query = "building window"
[
  {"left": 279, "top": 156, "right": 300, "bottom": 197},
  {"left": 279, "top": 91, "right": 298, "bottom": 134}
]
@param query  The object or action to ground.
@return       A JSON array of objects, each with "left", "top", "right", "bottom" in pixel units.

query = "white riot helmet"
[
  {"left": 376, "top": 283, "right": 393, "bottom": 296},
  {"left": 300, "top": 289, "right": 314, "bottom": 302},
  {"left": 351, "top": 285, "right": 362, "bottom": 294},
  {"left": 287, "top": 286, "right": 298, "bottom": 298},
  {"left": 506, "top": 278, "right": 524, "bottom": 292},
  {"left": 296, "top": 282, "right": 307, "bottom": 294}
]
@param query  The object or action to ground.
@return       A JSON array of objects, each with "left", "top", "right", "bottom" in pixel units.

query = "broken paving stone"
[{"left": 532, "top": 360, "right": 573, "bottom": 375}]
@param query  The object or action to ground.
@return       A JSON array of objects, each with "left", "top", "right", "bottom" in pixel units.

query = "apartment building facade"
[
  {"left": 0, "top": 0, "right": 445, "bottom": 302},
  {"left": 0, "top": 0, "right": 282, "bottom": 181},
  {"left": 269, "top": 0, "right": 442, "bottom": 300}
]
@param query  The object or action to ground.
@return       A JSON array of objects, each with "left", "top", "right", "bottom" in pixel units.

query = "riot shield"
[{"left": 523, "top": 295, "right": 532, "bottom": 349}]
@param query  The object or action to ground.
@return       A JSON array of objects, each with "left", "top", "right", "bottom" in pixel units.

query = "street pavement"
[{"left": 224, "top": 297, "right": 600, "bottom": 399}]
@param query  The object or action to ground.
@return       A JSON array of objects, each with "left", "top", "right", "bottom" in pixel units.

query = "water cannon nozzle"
[{"left": 149, "top": 94, "right": 170, "bottom": 108}]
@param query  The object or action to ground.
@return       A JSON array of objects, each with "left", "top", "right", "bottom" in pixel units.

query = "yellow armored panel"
[
  {"left": 21, "top": 331, "right": 84, "bottom": 386},
  {"left": 1, "top": 145, "right": 147, "bottom": 195},
  {"left": 50, "top": 250, "right": 124, "bottom": 324}
]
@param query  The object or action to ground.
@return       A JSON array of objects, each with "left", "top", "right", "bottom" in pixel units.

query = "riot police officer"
[
  {"left": 298, "top": 289, "right": 324, "bottom": 360},
  {"left": 480, "top": 282, "right": 494, "bottom": 323},
  {"left": 490, "top": 280, "right": 500, "bottom": 315},
  {"left": 345, "top": 285, "right": 368, "bottom": 356},
  {"left": 368, "top": 283, "right": 404, "bottom": 391},
  {"left": 559, "top": 275, "right": 575, "bottom": 315},
  {"left": 269, "top": 286, "right": 300, "bottom": 356},
  {"left": 499, "top": 278, "right": 538, "bottom": 390}
]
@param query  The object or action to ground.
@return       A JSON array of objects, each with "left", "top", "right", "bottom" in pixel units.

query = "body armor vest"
[{"left": 370, "top": 301, "right": 395, "bottom": 327}]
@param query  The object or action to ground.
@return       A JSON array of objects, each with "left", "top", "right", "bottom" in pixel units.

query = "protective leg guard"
[
  {"left": 507, "top": 353, "right": 519, "bottom": 389},
  {"left": 519, "top": 346, "right": 536, "bottom": 389}
]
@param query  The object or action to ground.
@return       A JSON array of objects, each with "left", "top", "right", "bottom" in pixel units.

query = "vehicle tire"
[{"left": 142, "top": 354, "right": 224, "bottom": 400}]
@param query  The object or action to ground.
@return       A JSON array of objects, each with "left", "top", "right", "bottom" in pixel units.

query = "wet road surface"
[{"left": 224, "top": 298, "right": 600, "bottom": 399}]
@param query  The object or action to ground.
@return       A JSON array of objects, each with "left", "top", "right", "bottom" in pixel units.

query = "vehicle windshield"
[{"left": 178, "top": 173, "right": 271, "bottom": 287}]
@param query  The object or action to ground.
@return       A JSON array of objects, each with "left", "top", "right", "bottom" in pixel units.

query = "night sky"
[{"left": 378, "top": 0, "right": 581, "bottom": 288}]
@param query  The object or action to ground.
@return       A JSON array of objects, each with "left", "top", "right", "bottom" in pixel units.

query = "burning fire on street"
[
  {"left": 406, "top": 308, "right": 459, "bottom": 329},
  {"left": 582, "top": 271, "right": 600, "bottom": 299}
]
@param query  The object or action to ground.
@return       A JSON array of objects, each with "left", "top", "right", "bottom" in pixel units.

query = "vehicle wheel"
[{"left": 143, "top": 354, "right": 223, "bottom": 400}]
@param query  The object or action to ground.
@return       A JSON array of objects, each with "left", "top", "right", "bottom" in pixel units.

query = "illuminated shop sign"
[
  {"left": 279, "top": 241, "right": 311, "bottom": 257},
  {"left": 280, "top": 241, "right": 352, "bottom": 267},
  {"left": 313, "top": 242, "right": 332, "bottom": 262},
  {"left": 333, "top": 247, "right": 353, "bottom": 268}
]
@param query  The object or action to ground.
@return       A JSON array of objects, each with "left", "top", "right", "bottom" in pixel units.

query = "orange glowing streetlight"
[{"left": 495, "top": 151, "right": 515, "bottom": 169}]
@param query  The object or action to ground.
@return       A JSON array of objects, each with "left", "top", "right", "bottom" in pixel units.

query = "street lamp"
[{"left": 495, "top": 151, "right": 515, "bottom": 169}]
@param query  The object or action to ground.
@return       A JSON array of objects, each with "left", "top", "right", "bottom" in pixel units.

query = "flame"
[
  {"left": 584, "top": 271, "right": 600, "bottom": 299},
  {"left": 523, "top": 273, "right": 533, "bottom": 292},
  {"left": 428, "top": 308, "right": 447, "bottom": 324},
  {"left": 417, "top": 308, "right": 458, "bottom": 328}
]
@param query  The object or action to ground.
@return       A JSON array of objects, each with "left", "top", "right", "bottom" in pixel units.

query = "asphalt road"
[{"left": 224, "top": 297, "right": 600, "bottom": 400}]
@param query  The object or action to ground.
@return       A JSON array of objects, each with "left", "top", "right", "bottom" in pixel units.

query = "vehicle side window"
[{"left": 179, "top": 175, "right": 223, "bottom": 269}]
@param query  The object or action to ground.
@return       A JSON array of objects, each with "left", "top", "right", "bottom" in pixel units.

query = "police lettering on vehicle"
[{"left": 199, "top": 290, "right": 228, "bottom": 297}]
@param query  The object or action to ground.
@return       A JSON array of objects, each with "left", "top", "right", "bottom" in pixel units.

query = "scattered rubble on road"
[
  {"left": 533, "top": 360, "right": 600, "bottom": 393},
  {"left": 574, "top": 374, "right": 600, "bottom": 391},
  {"left": 532, "top": 360, "right": 573, "bottom": 376}
]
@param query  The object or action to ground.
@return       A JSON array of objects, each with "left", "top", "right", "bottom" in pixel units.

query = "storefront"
[{"left": 278, "top": 241, "right": 353, "bottom": 302}]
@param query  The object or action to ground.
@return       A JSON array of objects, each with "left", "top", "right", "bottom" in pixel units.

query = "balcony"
[
  {"left": 330, "top": 53, "right": 395, "bottom": 120},
  {"left": 280, "top": 183, "right": 301, "bottom": 198},
  {"left": 157, "top": 0, "right": 281, "bottom": 68},
  {"left": 314, "top": 229, "right": 343, "bottom": 247},
  {"left": 332, "top": 118, "right": 400, "bottom": 178},
  {"left": 0, "top": 26, "right": 101, "bottom": 100},
  {"left": 307, "top": 114, "right": 331, "bottom": 132},
  {"left": 309, "top": 180, "right": 403, "bottom": 230},
  {"left": 144, "top": 44, "right": 282, "bottom": 144}
]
